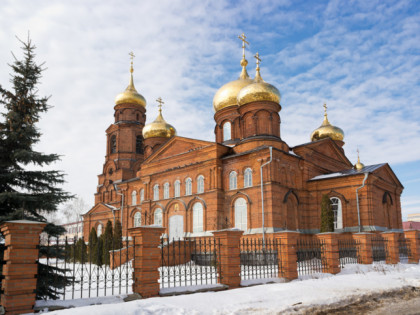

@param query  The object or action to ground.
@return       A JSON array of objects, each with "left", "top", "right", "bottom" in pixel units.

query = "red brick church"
[{"left": 82, "top": 38, "right": 403, "bottom": 240}]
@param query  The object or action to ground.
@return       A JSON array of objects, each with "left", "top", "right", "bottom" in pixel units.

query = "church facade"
[{"left": 82, "top": 40, "right": 403, "bottom": 240}]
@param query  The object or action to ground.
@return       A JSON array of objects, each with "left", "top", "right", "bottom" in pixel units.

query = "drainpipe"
[
  {"left": 114, "top": 184, "right": 124, "bottom": 227},
  {"left": 356, "top": 173, "right": 369, "bottom": 233},
  {"left": 260, "top": 146, "right": 273, "bottom": 248}
]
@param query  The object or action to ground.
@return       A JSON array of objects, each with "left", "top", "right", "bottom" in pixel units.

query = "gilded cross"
[
  {"left": 156, "top": 97, "right": 164, "bottom": 112},
  {"left": 254, "top": 52, "right": 261, "bottom": 68},
  {"left": 129, "top": 52, "right": 135, "bottom": 72},
  {"left": 323, "top": 103, "right": 328, "bottom": 114},
  {"left": 238, "top": 33, "right": 249, "bottom": 59}
]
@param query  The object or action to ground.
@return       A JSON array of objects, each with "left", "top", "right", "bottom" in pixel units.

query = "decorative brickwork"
[
  {"left": 381, "top": 232, "right": 401, "bottom": 264},
  {"left": 0, "top": 220, "right": 46, "bottom": 315},
  {"left": 275, "top": 231, "right": 299, "bottom": 280},
  {"left": 316, "top": 233, "right": 340, "bottom": 274},
  {"left": 352, "top": 233, "right": 373, "bottom": 264}
]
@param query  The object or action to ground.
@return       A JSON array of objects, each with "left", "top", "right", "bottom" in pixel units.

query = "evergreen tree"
[
  {"left": 74, "top": 238, "right": 87, "bottom": 263},
  {"left": 320, "top": 194, "right": 334, "bottom": 232},
  {"left": 113, "top": 219, "right": 123, "bottom": 250},
  {"left": 102, "top": 220, "right": 113, "bottom": 265},
  {"left": 96, "top": 236, "right": 104, "bottom": 266},
  {"left": 88, "top": 227, "right": 98, "bottom": 264},
  {"left": 0, "top": 37, "right": 72, "bottom": 300}
]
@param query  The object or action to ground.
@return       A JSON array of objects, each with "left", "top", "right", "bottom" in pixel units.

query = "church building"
[{"left": 82, "top": 36, "right": 404, "bottom": 240}]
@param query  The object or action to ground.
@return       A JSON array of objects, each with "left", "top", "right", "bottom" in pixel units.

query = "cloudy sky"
[{"left": 1, "top": 0, "right": 419, "bottom": 220}]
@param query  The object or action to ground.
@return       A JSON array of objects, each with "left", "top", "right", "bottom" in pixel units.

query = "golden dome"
[
  {"left": 115, "top": 61, "right": 146, "bottom": 108},
  {"left": 354, "top": 150, "right": 365, "bottom": 171},
  {"left": 142, "top": 98, "right": 176, "bottom": 139},
  {"left": 237, "top": 53, "right": 280, "bottom": 106},
  {"left": 310, "top": 104, "right": 344, "bottom": 142}
]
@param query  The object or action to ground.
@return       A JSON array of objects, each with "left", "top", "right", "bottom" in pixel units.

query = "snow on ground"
[{"left": 37, "top": 263, "right": 420, "bottom": 315}]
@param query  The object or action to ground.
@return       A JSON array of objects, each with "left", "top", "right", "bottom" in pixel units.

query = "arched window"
[
  {"left": 197, "top": 175, "right": 204, "bottom": 194},
  {"left": 244, "top": 168, "right": 252, "bottom": 188},
  {"left": 229, "top": 171, "right": 237, "bottom": 190},
  {"left": 136, "top": 135, "right": 143, "bottom": 154},
  {"left": 110, "top": 135, "right": 116, "bottom": 153},
  {"left": 154, "top": 208, "right": 162, "bottom": 226},
  {"left": 97, "top": 224, "right": 103, "bottom": 237},
  {"left": 140, "top": 188, "right": 144, "bottom": 203},
  {"left": 185, "top": 178, "right": 192, "bottom": 196},
  {"left": 193, "top": 202, "right": 204, "bottom": 233},
  {"left": 223, "top": 121, "right": 231, "bottom": 141},
  {"left": 153, "top": 184, "right": 159, "bottom": 201},
  {"left": 134, "top": 212, "right": 142, "bottom": 227},
  {"left": 131, "top": 190, "right": 137, "bottom": 205},
  {"left": 174, "top": 180, "right": 181, "bottom": 198},
  {"left": 234, "top": 198, "right": 247, "bottom": 231},
  {"left": 330, "top": 197, "right": 343, "bottom": 230},
  {"left": 164, "top": 182, "right": 170, "bottom": 199}
]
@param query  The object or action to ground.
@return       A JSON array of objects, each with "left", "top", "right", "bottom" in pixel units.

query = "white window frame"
[
  {"left": 234, "top": 198, "right": 247, "bottom": 231},
  {"left": 154, "top": 208, "right": 163, "bottom": 226},
  {"left": 131, "top": 190, "right": 137, "bottom": 205},
  {"left": 97, "top": 224, "right": 103, "bottom": 237},
  {"left": 134, "top": 212, "right": 142, "bottom": 227},
  {"left": 164, "top": 182, "right": 170, "bottom": 199},
  {"left": 174, "top": 180, "right": 181, "bottom": 198},
  {"left": 330, "top": 197, "right": 343, "bottom": 230},
  {"left": 223, "top": 121, "right": 231, "bottom": 141},
  {"left": 229, "top": 171, "right": 237, "bottom": 190},
  {"left": 197, "top": 175, "right": 204, "bottom": 194},
  {"left": 185, "top": 178, "right": 192, "bottom": 196},
  {"left": 140, "top": 188, "right": 144, "bottom": 203},
  {"left": 244, "top": 168, "right": 252, "bottom": 188},
  {"left": 153, "top": 184, "right": 159, "bottom": 201},
  {"left": 193, "top": 202, "right": 204, "bottom": 233}
]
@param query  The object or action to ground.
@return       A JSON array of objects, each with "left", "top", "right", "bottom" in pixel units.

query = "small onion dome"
[
  {"left": 115, "top": 64, "right": 146, "bottom": 108},
  {"left": 142, "top": 103, "right": 176, "bottom": 139},
  {"left": 354, "top": 151, "right": 365, "bottom": 171},
  {"left": 237, "top": 59, "right": 280, "bottom": 106},
  {"left": 213, "top": 58, "right": 253, "bottom": 112},
  {"left": 310, "top": 104, "right": 344, "bottom": 142}
]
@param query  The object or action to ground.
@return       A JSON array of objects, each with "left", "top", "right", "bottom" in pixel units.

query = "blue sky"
[{"left": 1, "top": 0, "right": 419, "bottom": 219}]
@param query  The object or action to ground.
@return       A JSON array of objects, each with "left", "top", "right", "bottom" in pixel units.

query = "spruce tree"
[
  {"left": 0, "top": 37, "right": 72, "bottom": 299},
  {"left": 88, "top": 227, "right": 98, "bottom": 264},
  {"left": 102, "top": 220, "right": 113, "bottom": 265},
  {"left": 113, "top": 219, "right": 123, "bottom": 250},
  {"left": 320, "top": 194, "right": 334, "bottom": 232}
]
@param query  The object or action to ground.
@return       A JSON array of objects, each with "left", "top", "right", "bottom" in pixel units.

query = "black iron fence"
[
  {"left": 37, "top": 236, "right": 134, "bottom": 300},
  {"left": 240, "top": 238, "right": 281, "bottom": 281},
  {"left": 371, "top": 235, "right": 388, "bottom": 263},
  {"left": 296, "top": 239, "right": 325, "bottom": 276},
  {"left": 159, "top": 237, "right": 220, "bottom": 289},
  {"left": 398, "top": 237, "right": 411, "bottom": 263},
  {"left": 338, "top": 239, "right": 360, "bottom": 268}
]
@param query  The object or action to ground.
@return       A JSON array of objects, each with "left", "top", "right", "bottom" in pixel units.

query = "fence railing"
[
  {"left": 371, "top": 236, "right": 388, "bottom": 263},
  {"left": 159, "top": 237, "right": 220, "bottom": 289},
  {"left": 240, "top": 238, "right": 281, "bottom": 281},
  {"left": 338, "top": 239, "right": 360, "bottom": 268},
  {"left": 296, "top": 239, "right": 325, "bottom": 276},
  {"left": 38, "top": 236, "right": 134, "bottom": 300}
]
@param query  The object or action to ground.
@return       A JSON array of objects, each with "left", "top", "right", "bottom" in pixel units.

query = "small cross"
[
  {"left": 129, "top": 51, "right": 135, "bottom": 63},
  {"left": 254, "top": 52, "right": 261, "bottom": 67},
  {"left": 238, "top": 33, "right": 249, "bottom": 48},
  {"left": 156, "top": 97, "right": 164, "bottom": 112},
  {"left": 323, "top": 103, "right": 328, "bottom": 114}
]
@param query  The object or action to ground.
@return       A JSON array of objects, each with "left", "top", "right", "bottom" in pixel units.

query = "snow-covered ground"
[{"left": 36, "top": 263, "right": 420, "bottom": 315}]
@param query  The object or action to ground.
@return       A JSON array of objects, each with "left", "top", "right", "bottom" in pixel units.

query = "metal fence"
[
  {"left": 296, "top": 239, "right": 325, "bottom": 276},
  {"left": 398, "top": 237, "right": 411, "bottom": 263},
  {"left": 240, "top": 238, "right": 281, "bottom": 281},
  {"left": 159, "top": 238, "right": 220, "bottom": 289},
  {"left": 38, "top": 236, "right": 134, "bottom": 300},
  {"left": 371, "top": 235, "right": 388, "bottom": 263},
  {"left": 338, "top": 239, "right": 360, "bottom": 268}
]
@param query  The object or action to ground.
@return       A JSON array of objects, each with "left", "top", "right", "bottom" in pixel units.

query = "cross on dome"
[
  {"left": 254, "top": 52, "right": 261, "bottom": 69},
  {"left": 156, "top": 97, "right": 164, "bottom": 113},
  {"left": 238, "top": 33, "right": 249, "bottom": 59},
  {"left": 129, "top": 51, "right": 135, "bottom": 73}
]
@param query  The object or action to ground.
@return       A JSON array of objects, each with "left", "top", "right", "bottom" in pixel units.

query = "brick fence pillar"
[
  {"left": 128, "top": 226, "right": 165, "bottom": 298},
  {"left": 316, "top": 233, "right": 341, "bottom": 274},
  {"left": 275, "top": 231, "right": 299, "bottom": 281},
  {"left": 212, "top": 229, "right": 243, "bottom": 288},
  {"left": 404, "top": 230, "right": 420, "bottom": 263},
  {"left": 381, "top": 232, "right": 401, "bottom": 264},
  {"left": 0, "top": 220, "right": 46, "bottom": 315},
  {"left": 352, "top": 233, "right": 373, "bottom": 264}
]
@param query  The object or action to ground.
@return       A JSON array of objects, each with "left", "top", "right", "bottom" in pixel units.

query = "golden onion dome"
[
  {"left": 237, "top": 53, "right": 280, "bottom": 106},
  {"left": 354, "top": 151, "right": 365, "bottom": 171},
  {"left": 310, "top": 104, "right": 344, "bottom": 142},
  {"left": 213, "top": 58, "right": 253, "bottom": 112},
  {"left": 142, "top": 98, "right": 176, "bottom": 139},
  {"left": 115, "top": 61, "right": 146, "bottom": 108}
]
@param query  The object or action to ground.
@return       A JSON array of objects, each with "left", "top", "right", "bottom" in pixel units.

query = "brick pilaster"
[
  {"left": 316, "top": 233, "right": 340, "bottom": 274},
  {"left": 212, "top": 229, "right": 243, "bottom": 288},
  {"left": 381, "top": 232, "right": 401, "bottom": 264},
  {"left": 352, "top": 233, "right": 373, "bottom": 264},
  {"left": 404, "top": 230, "right": 420, "bottom": 263},
  {"left": 128, "top": 226, "right": 165, "bottom": 298},
  {"left": 275, "top": 231, "right": 300, "bottom": 281},
  {"left": 0, "top": 220, "right": 46, "bottom": 315}
]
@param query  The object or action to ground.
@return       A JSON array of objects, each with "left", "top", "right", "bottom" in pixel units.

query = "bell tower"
[{"left": 95, "top": 53, "right": 147, "bottom": 205}]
